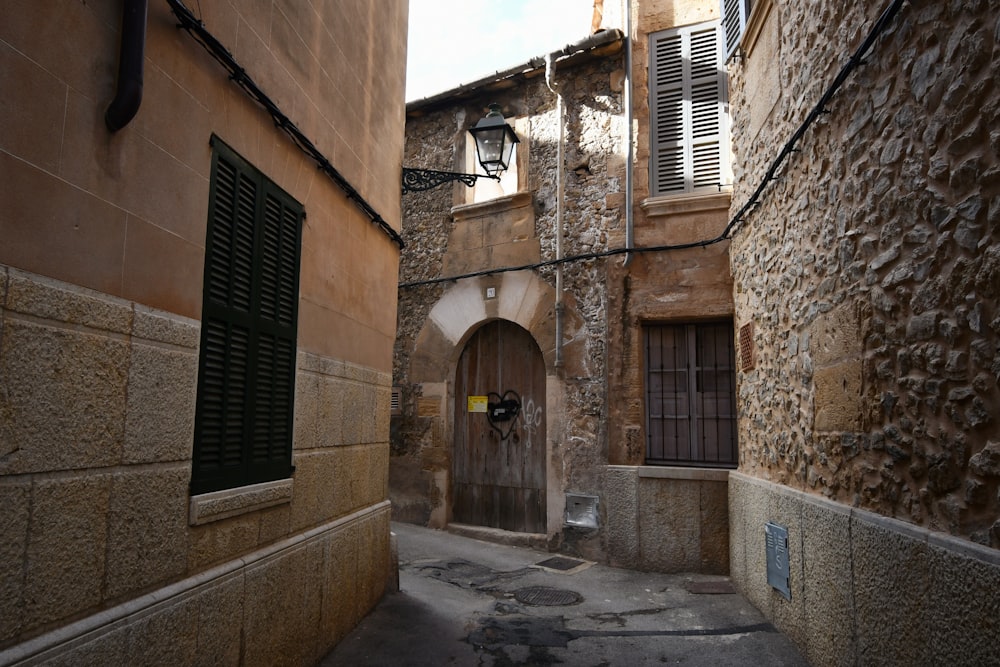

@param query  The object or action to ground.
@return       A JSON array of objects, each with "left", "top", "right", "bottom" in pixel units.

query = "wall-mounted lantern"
[
  {"left": 402, "top": 103, "right": 519, "bottom": 194},
  {"left": 468, "top": 103, "right": 519, "bottom": 177}
]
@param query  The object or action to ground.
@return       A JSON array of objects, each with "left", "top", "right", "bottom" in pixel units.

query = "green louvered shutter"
[
  {"left": 246, "top": 187, "right": 301, "bottom": 485},
  {"left": 192, "top": 138, "right": 302, "bottom": 495},
  {"left": 649, "top": 21, "right": 728, "bottom": 197}
]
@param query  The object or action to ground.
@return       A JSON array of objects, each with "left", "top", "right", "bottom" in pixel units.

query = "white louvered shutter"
[
  {"left": 722, "top": 0, "right": 751, "bottom": 60},
  {"left": 649, "top": 22, "right": 728, "bottom": 197}
]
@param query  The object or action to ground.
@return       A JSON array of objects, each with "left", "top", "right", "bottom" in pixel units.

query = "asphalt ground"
[{"left": 320, "top": 522, "right": 809, "bottom": 666}]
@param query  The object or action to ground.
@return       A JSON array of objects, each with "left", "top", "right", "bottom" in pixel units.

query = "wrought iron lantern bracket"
[{"left": 401, "top": 167, "right": 499, "bottom": 194}]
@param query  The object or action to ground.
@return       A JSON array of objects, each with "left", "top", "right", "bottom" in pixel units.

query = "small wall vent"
[
  {"left": 390, "top": 387, "right": 402, "bottom": 415},
  {"left": 739, "top": 321, "right": 755, "bottom": 371}
]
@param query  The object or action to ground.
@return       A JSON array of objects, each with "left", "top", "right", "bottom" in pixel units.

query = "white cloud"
[{"left": 406, "top": 0, "right": 596, "bottom": 101}]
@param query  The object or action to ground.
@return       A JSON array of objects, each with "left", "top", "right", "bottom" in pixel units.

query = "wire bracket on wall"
[
  {"left": 166, "top": 0, "right": 404, "bottom": 249},
  {"left": 402, "top": 168, "right": 498, "bottom": 194}
]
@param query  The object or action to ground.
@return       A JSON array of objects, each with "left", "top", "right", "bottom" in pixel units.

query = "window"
[
  {"left": 721, "top": 0, "right": 752, "bottom": 59},
  {"left": 644, "top": 322, "right": 737, "bottom": 467},
  {"left": 649, "top": 21, "right": 728, "bottom": 197},
  {"left": 191, "top": 137, "right": 303, "bottom": 495}
]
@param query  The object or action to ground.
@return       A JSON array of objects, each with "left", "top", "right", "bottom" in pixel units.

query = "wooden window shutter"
[
  {"left": 192, "top": 138, "right": 302, "bottom": 495},
  {"left": 649, "top": 22, "right": 727, "bottom": 197},
  {"left": 246, "top": 187, "right": 301, "bottom": 485},
  {"left": 722, "top": 0, "right": 751, "bottom": 60}
]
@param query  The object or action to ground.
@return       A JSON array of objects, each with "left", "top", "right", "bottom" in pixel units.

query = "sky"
[{"left": 406, "top": 0, "right": 598, "bottom": 102}]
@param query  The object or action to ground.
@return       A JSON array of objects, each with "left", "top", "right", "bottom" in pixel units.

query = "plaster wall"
[
  {"left": 0, "top": 0, "right": 404, "bottom": 370},
  {"left": 1, "top": 0, "right": 405, "bottom": 660},
  {"left": 599, "top": 0, "right": 735, "bottom": 570}
]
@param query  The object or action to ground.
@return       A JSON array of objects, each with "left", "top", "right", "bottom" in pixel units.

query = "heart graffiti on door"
[{"left": 486, "top": 390, "right": 521, "bottom": 440}]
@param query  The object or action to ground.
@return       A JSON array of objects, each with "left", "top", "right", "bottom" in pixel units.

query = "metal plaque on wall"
[{"left": 765, "top": 522, "right": 791, "bottom": 600}]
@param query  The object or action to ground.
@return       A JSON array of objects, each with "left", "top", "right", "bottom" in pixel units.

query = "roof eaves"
[{"left": 406, "top": 28, "right": 625, "bottom": 116}]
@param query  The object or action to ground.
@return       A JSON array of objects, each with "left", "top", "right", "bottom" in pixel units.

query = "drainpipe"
[
  {"left": 105, "top": 0, "right": 148, "bottom": 132},
  {"left": 545, "top": 54, "right": 565, "bottom": 368},
  {"left": 623, "top": 0, "right": 635, "bottom": 266}
]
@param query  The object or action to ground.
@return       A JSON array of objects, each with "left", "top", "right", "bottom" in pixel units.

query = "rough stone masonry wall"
[
  {"left": 392, "top": 52, "right": 625, "bottom": 532},
  {"left": 728, "top": 0, "right": 1000, "bottom": 547}
]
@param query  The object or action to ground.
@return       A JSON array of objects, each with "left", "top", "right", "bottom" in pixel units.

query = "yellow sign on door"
[{"left": 467, "top": 396, "right": 488, "bottom": 413}]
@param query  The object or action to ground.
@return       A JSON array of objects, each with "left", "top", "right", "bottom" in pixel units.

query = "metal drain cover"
[
  {"left": 535, "top": 556, "right": 584, "bottom": 571},
  {"left": 514, "top": 586, "right": 582, "bottom": 606}
]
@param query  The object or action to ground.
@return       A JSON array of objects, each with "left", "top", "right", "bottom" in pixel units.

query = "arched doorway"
[{"left": 452, "top": 320, "right": 546, "bottom": 533}]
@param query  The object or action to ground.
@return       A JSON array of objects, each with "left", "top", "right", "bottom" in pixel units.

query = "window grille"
[
  {"left": 644, "top": 322, "right": 737, "bottom": 467},
  {"left": 739, "top": 320, "right": 755, "bottom": 371},
  {"left": 391, "top": 387, "right": 402, "bottom": 415}
]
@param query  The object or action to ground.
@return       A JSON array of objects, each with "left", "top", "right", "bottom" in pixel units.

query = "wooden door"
[{"left": 453, "top": 320, "right": 546, "bottom": 533}]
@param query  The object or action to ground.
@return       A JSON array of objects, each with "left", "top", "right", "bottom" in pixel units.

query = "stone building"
[
  {"left": 724, "top": 0, "right": 1000, "bottom": 663},
  {"left": 393, "top": 27, "right": 630, "bottom": 558},
  {"left": 0, "top": 1, "right": 404, "bottom": 664},
  {"left": 392, "top": 0, "right": 735, "bottom": 572},
  {"left": 393, "top": 0, "right": 999, "bottom": 663}
]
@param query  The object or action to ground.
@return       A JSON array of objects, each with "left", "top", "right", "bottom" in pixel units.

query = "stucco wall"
[
  {"left": 726, "top": 0, "right": 1000, "bottom": 662},
  {"left": 0, "top": 0, "right": 403, "bottom": 370},
  {"left": 1, "top": 0, "right": 404, "bottom": 661}
]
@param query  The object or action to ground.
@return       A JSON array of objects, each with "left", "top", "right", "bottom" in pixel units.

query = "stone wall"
[
  {"left": 730, "top": 471, "right": 1000, "bottom": 667},
  {"left": 392, "top": 48, "right": 626, "bottom": 552},
  {"left": 726, "top": 0, "right": 1000, "bottom": 662},
  {"left": 728, "top": 0, "right": 1000, "bottom": 547},
  {"left": 0, "top": 267, "right": 393, "bottom": 662},
  {"left": 599, "top": 0, "right": 736, "bottom": 571}
]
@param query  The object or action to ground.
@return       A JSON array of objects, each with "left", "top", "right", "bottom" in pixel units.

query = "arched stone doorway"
[{"left": 452, "top": 320, "right": 546, "bottom": 533}]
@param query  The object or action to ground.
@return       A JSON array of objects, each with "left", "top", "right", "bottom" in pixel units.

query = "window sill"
[
  {"left": 451, "top": 190, "right": 532, "bottom": 220},
  {"left": 640, "top": 190, "right": 732, "bottom": 219},
  {"left": 637, "top": 466, "right": 731, "bottom": 482},
  {"left": 189, "top": 478, "right": 293, "bottom": 526}
]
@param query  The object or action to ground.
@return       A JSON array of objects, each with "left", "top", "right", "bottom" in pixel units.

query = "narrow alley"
[{"left": 321, "top": 523, "right": 808, "bottom": 666}]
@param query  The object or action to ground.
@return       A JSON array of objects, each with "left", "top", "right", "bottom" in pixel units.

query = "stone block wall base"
[
  {"left": 1, "top": 502, "right": 392, "bottom": 667},
  {"left": 729, "top": 473, "right": 1000, "bottom": 667},
  {"left": 604, "top": 466, "right": 730, "bottom": 574}
]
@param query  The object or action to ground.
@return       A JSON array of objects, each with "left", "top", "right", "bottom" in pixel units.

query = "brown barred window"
[{"left": 644, "top": 322, "right": 737, "bottom": 467}]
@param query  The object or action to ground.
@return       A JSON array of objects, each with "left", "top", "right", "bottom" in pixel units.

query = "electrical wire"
[{"left": 166, "top": 0, "right": 405, "bottom": 249}]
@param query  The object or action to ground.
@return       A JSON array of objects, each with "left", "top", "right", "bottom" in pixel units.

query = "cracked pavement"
[{"left": 320, "top": 522, "right": 809, "bottom": 666}]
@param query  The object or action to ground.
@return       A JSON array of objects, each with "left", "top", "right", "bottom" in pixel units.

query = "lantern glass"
[{"left": 469, "top": 104, "right": 519, "bottom": 177}]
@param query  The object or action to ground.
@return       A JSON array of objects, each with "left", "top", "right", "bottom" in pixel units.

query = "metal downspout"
[
  {"left": 623, "top": 0, "right": 635, "bottom": 266},
  {"left": 105, "top": 0, "right": 148, "bottom": 132},
  {"left": 545, "top": 54, "right": 565, "bottom": 368}
]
